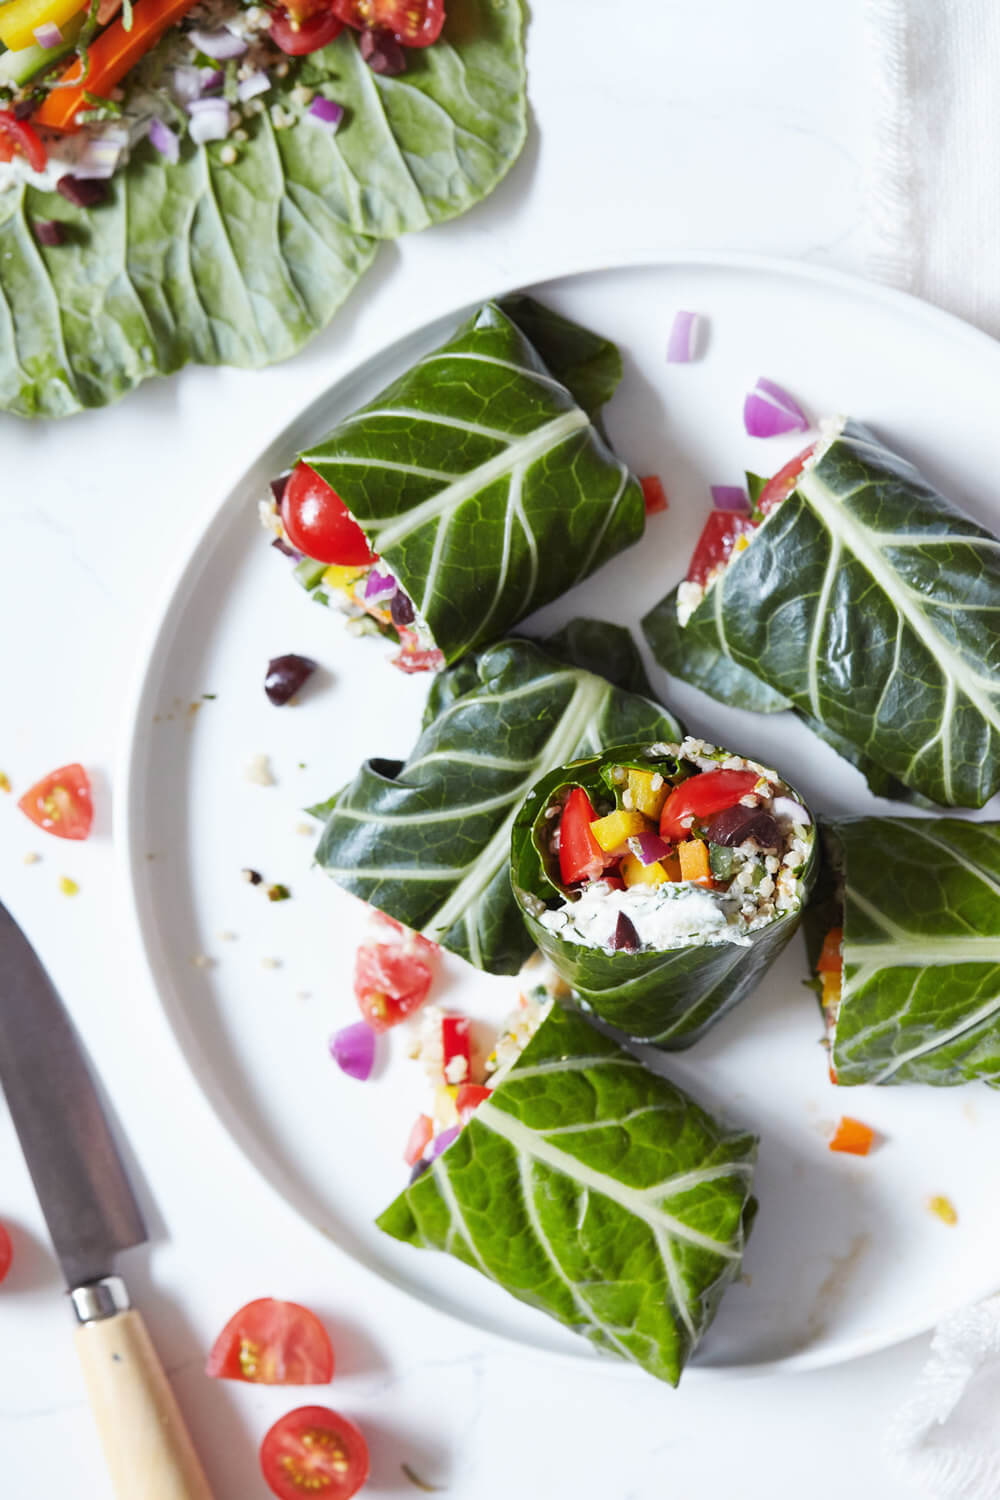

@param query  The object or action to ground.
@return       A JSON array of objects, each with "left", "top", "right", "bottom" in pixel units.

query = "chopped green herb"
[
  {"left": 202, "top": 692, "right": 217, "bottom": 700},
  {"left": 267, "top": 883, "right": 291, "bottom": 903}
]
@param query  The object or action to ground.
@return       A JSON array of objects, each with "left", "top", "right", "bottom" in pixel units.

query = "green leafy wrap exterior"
[
  {"left": 301, "top": 300, "right": 645, "bottom": 665},
  {"left": 642, "top": 421, "right": 1000, "bottom": 808},
  {"left": 805, "top": 818, "right": 1000, "bottom": 1086},
  {"left": 312, "top": 622, "right": 683, "bottom": 974},
  {"left": 377, "top": 1003, "right": 758, "bottom": 1386},
  {"left": 511, "top": 742, "right": 817, "bottom": 1048}
]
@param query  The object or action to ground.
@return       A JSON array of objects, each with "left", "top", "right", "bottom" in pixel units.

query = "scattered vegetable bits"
[
  {"left": 928, "top": 1195, "right": 958, "bottom": 1226},
  {"left": 260, "top": 1406, "right": 369, "bottom": 1500},
  {"left": 353, "top": 917, "right": 437, "bottom": 1031},
  {"left": 18, "top": 763, "right": 92, "bottom": 840},
  {"left": 206, "top": 1299, "right": 334, "bottom": 1385},
  {"left": 829, "top": 1117, "right": 875, "bottom": 1156},
  {"left": 640, "top": 475, "right": 668, "bottom": 515},
  {"left": 330, "top": 1021, "right": 376, "bottom": 1083}
]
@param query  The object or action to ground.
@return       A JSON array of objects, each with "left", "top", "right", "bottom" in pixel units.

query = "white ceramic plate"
[{"left": 120, "top": 254, "right": 1000, "bottom": 1379}]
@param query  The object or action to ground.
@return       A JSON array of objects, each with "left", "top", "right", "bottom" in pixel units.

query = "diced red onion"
[
  {"left": 72, "top": 127, "right": 129, "bottom": 180},
  {"left": 771, "top": 795, "right": 811, "bottom": 826},
  {"left": 364, "top": 568, "right": 396, "bottom": 604},
  {"left": 33, "top": 20, "right": 63, "bottom": 46},
  {"left": 309, "top": 96, "right": 344, "bottom": 130},
  {"left": 188, "top": 25, "right": 247, "bottom": 58},
  {"left": 172, "top": 64, "right": 204, "bottom": 101},
  {"left": 148, "top": 116, "right": 180, "bottom": 163},
  {"left": 329, "top": 1021, "right": 376, "bottom": 1081},
  {"left": 187, "top": 98, "right": 231, "bottom": 144},
  {"left": 710, "top": 485, "right": 749, "bottom": 513},
  {"left": 200, "top": 67, "right": 224, "bottom": 92},
  {"left": 744, "top": 377, "right": 809, "bottom": 438},
  {"left": 629, "top": 831, "right": 673, "bottom": 866},
  {"left": 666, "top": 309, "right": 700, "bottom": 363},
  {"left": 429, "top": 1126, "right": 460, "bottom": 1158},
  {"left": 237, "top": 70, "right": 270, "bottom": 102}
]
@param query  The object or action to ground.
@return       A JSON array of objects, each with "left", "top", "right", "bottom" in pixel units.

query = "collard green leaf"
[
  {"left": 313, "top": 627, "right": 682, "bottom": 974},
  {"left": 302, "top": 301, "right": 645, "bottom": 665},
  {"left": 643, "top": 583, "right": 791, "bottom": 713},
  {"left": 377, "top": 1004, "right": 758, "bottom": 1386},
  {"left": 806, "top": 818, "right": 1000, "bottom": 1086},
  {"left": 511, "top": 743, "right": 817, "bottom": 1048},
  {"left": 643, "top": 422, "right": 1000, "bottom": 808},
  {"left": 1, "top": 1, "right": 526, "bottom": 417},
  {"left": 497, "top": 293, "right": 624, "bottom": 417}
]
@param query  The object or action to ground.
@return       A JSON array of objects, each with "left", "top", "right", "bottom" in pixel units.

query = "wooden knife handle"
[{"left": 74, "top": 1307, "right": 214, "bottom": 1500}]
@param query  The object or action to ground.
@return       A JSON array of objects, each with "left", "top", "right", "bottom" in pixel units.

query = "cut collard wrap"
[
  {"left": 643, "top": 421, "right": 1000, "bottom": 807},
  {"left": 807, "top": 818, "right": 1000, "bottom": 1086},
  {"left": 299, "top": 300, "right": 645, "bottom": 666},
  {"left": 511, "top": 740, "right": 816, "bottom": 1048},
  {"left": 377, "top": 1003, "right": 758, "bottom": 1386},
  {"left": 312, "top": 622, "right": 682, "bottom": 975}
]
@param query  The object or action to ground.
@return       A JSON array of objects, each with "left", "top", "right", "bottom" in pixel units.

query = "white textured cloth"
[
  {"left": 867, "top": 0, "right": 1000, "bottom": 334},
  {"left": 885, "top": 1296, "right": 1000, "bottom": 1497}
]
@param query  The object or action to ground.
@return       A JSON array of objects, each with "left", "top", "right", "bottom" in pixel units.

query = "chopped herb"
[
  {"left": 401, "top": 1464, "right": 444, "bottom": 1493},
  {"left": 82, "top": 89, "right": 123, "bottom": 115},
  {"left": 241, "top": 867, "right": 263, "bottom": 885},
  {"left": 202, "top": 692, "right": 217, "bottom": 700},
  {"left": 266, "top": 883, "right": 291, "bottom": 903},
  {"left": 59, "top": 876, "right": 79, "bottom": 897}
]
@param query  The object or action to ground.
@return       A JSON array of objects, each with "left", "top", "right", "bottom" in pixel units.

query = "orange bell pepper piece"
[
  {"left": 829, "top": 1116, "right": 875, "bottom": 1156},
  {"left": 817, "top": 925, "right": 844, "bottom": 973}
]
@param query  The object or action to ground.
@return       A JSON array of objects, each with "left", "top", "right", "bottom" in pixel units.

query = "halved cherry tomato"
[
  {"left": 685, "top": 510, "right": 756, "bottom": 588},
  {"left": 755, "top": 443, "right": 815, "bottom": 517},
  {"left": 0, "top": 1223, "right": 12, "bottom": 1285},
  {"left": 269, "top": 7, "right": 344, "bottom": 53},
  {"left": 0, "top": 111, "right": 46, "bottom": 172},
  {"left": 260, "top": 1406, "right": 369, "bottom": 1500},
  {"left": 816, "top": 926, "right": 844, "bottom": 974},
  {"left": 354, "top": 943, "right": 433, "bottom": 1030},
  {"left": 455, "top": 1083, "right": 490, "bottom": 1122},
  {"left": 659, "top": 768, "right": 760, "bottom": 843},
  {"left": 206, "top": 1299, "right": 334, "bottom": 1385},
  {"left": 18, "top": 763, "right": 93, "bottom": 840},
  {"left": 331, "top": 0, "right": 444, "bottom": 45},
  {"left": 639, "top": 475, "right": 668, "bottom": 515},
  {"left": 829, "top": 1117, "right": 875, "bottom": 1157},
  {"left": 281, "top": 462, "right": 374, "bottom": 565},
  {"left": 558, "top": 787, "right": 608, "bottom": 886}
]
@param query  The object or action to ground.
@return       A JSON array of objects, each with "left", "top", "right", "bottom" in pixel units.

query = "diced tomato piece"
[
  {"left": 354, "top": 943, "right": 433, "bottom": 1031},
  {"left": 369, "top": 912, "right": 438, "bottom": 959},
  {"left": 206, "top": 1299, "right": 334, "bottom": 1385},
  {"left": 640, "top": 475, "right": 668, "bottom": 515},
  {"left": 441, "top": 1015, "right": 470, "bottom": 1082},
  {"left": 755, "top": 443, "right": 815, "bottom": 517},
  {"left": 686, "top": 510, "right": 757, "bottom": 588},
  {"left": 558, "top": 787, "right": 608, "bottom": 885},
  {"left": 455, "top": 1084, "right": 490, "bottom": 1122},
  {"left": 0, "top": 1224, "right": 11, "bottom": 1285},
  {"left": 269, "top": 7, "right": 344, "bottom": 52},
  {"left": 18, "top": 763, "right": 93, "bottom": 840},
  {"left": 0, "top": 111, "right": 46, "bottom": 171},
  {"left": 829, "top": 1117, "right": 875, "bottom": 1156},
  {"left": 404, "top": 1113, "right": 433, "bottom": 1165},
  {"left": 659, "top": 768, "right": 760, "bottom": 843},
  {"left": 391, "top": 643, "right": 446, "bottom": 674},
  {"left": 817, "top": 926, "right": 844, "bottom": 973},
  {"left": 260, "top": 1407, "right": 369, "bottom": 1500},
  {"left": 331, "top": 0, "right": 444, "bottom": 45}
]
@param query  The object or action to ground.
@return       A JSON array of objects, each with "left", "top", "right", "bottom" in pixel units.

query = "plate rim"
[{"left": 115, "top": 247, "right": 1000, "bottom": 1381}]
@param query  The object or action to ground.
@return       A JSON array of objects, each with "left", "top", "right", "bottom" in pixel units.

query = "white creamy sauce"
[{"left": 540, "top": 880, "right": 751, "bottom": 955}]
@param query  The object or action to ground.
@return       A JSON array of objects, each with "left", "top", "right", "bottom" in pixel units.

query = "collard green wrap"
[
  {"left": 806, "top": 818, "right": 1000, "bottom": 1086},
  {"left": 643, "top": 421, "right": 1000, "bottom": 808},
  {"left": 377, "top": 1003, "right": 758, "bottom": 1385},
  {"left": 312, "top": 623, "right": 682, "bottom": 974},
  {"left": 511, "top": 743, "right": 816, "bottom": 1048},
  {"left": 300, "top": 301, "right": 645, "bottom": 665}
]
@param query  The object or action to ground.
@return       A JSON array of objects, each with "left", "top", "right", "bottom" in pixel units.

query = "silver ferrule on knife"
[{"left": 71, "top": 1276, "right": 132, "bottom": 1325}]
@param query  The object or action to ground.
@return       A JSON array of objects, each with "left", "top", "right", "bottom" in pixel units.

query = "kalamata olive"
[
  {"left": 270, "top": 474, "right": 290, "bottom": 506},
  {"left": 408, "top": 1158, "right": 431, "bottom": 1185},
  {"left": 611, "top": 911, "right": 641, "bottom": 952},
  {"left": 56, "top": 175, "right": 107, "bottom": 208},
  {"left": 360, "top": 28, "right": 407, "bottom": 74},
  {"left": 264, "top": 653, "right": 317, "bottom": 706},
  {"left": 270, "top": 536, "right": 300, "bottom": 559},
  {"left": 390, "top": 590, "right": 415, "bottom": 627},
  {"left": 33, "top": 219, "right": 64, "bottom": 247},
  {"left": 706, "top": 803, "right": 781, "bottom": 848}
]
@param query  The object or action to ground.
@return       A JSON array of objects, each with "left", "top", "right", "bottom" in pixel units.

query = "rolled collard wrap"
[
  {"left": 266, "top": 298, "right": 644, "bottom": 671},
  {"left": 642, "top": 420, "right": 1000, "bottom": 807},
  {"left": 377, "top": 1001, "right": 758, "bottom": 1386},
  {"left": 511, "top": 737, "right": 817, "bottom": 1047},
  {"left": 312, "top": 622, "right": 682, "bottom": 975},
  {"left": 806, "top": 818, "right": 1000, "bottom": 1086}
]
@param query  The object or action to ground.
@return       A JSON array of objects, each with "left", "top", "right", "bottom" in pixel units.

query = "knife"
[{"left": 0, "top": 900, "right": 214, "bottom": 1500}]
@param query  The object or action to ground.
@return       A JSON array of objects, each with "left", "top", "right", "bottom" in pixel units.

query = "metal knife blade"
[{"left": 0, "top": 900, "right": 146, "bottom": 1290}]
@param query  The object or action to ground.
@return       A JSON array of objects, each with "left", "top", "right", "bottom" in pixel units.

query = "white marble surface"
[{"left": 0, "top": 2, "right": 939, "bottom": 1495}]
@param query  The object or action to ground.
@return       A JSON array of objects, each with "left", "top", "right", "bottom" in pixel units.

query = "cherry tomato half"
[
  {"left": 659, "top": 768, "right": 760, "bottom": 844},
  {"left": 0, "top": 110, "right": 47, "bottom": 172},
  {"left": 331, "top": 0, "right": 444, "bottom": 46},
  {"left": 280, "top": 462, "right": 373, "bottom": 565},
  {"left": 685, "top": 510, "right": 756, "bottom": 588},
  {"left": 269, "top": 6, "right": 344, "bottom": 52},
  {"left": 206, "top": 1299, "right": 334, "bottom": 1385},
  {"left": 354, "top": 942, "right": 433, "bottom": 1030},
  {"left": 18, "top": 763, "right": 93, "bottom": 840},
  {"left": 755, "top": 442, "right": 815, "bottom": 517},
  {"left": 0, "top": 1224, "right": 12, "bottom": 1285},
  {"left": 260, "top": 1406, "right": 369, "bottom": 1500},
  {"left": 558, "top": 786, "right": 608, "bottom": 886}
]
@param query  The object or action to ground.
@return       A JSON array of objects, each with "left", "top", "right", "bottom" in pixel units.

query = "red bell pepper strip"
[{"left": 640, "top": 475, "right": 668, "bottom": 515}]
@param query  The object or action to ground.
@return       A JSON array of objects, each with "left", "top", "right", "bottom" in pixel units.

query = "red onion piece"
[
  {"left": 189, "top": 26, "right": 247, "bottom": 58},
  {"left": 666, "top": 309, "right": 700, "bottom": 363},
  {"left": 710, "top": 485, "right": 749, "bottom": 513},
  {"left": 329, "top": 1021, "right": 376, "bottom": 1081},
  {"left": 744, "top": 378, "right": 809, "bottom": 438},
  {"left": 200, "top": 66, "right": 224, "bottom": 92},
  {"left": 364, "top": 568, "right": 396, "bottom": 603},
  {"left": 629, "top": 831, "right": 673, "bottom": 866},
  {"left": 72, "top": 127, "right": 128, "bottom": 179},
  {"left": 33, "top": 20, "right": 62, "bottom": 46},
  {"left": 309, "top": 96, "right": 344, "bottom": 129},
  {"left": 33, "top": 219, "right": 64, "bottom": 246},
  {"left": 187, "top": 98, "right": 230, "bottom": 144},
  {"left": 148, "top": 116, "right": 180, "bottom": 163},
  {"left": 771, "top": 795, "right": 811, "bottom": 825},
  {"left": 237, "top": 70, "right": 270, "bottom": 102},
  {"left": 172, "top": 65, "right": 203, "bottom": 101},
  {"left": 429, "top": 1126, "right": 460, "bottom": 1158}
]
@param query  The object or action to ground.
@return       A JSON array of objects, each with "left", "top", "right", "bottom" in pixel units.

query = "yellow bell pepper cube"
[
  {"left": 589, "top": 809, "right": 651, "bottom": 853},
  {"left": 0, "top": 0, "right": 87, "bottom": 54},
  {"left": 322, "top": 564, "right": 369, "bottom": 594},
  {"left": 626, "top": 767, "right": 669, "bottom": 820},
  {"left": 621, "top": 853, "right": 667, "bottom": 887},
  {"left": 434, "top": 1084, "right": 459, "bottom": 1129},
  {"left": 678, "top": 839, "right": 713, "bottom": 885},
  {"left": 820, "top": 969, "right": 842, "bottom": 1015}
]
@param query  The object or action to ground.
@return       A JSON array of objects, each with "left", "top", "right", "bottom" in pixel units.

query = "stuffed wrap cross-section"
[
  {"left": 642, "top": 420, "right": 1000, "bottom": 807},
  {"left": 377, "top": 1000, "right": 758, "bottom": 1386},
  {"left": 807, "top": 817, "right": 1000, "bottom": 1086},
  {"left": 511, "top": 738, "right": 817, "bottom": 1047},
  {"left": 262, "top": 298, "right": 644, "bottom": 672}
]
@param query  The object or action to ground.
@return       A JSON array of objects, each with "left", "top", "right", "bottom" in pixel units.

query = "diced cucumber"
[
  {"left": 708, "top": 843, "right": 741, "bottom": 880},
  {"left": 0, "top": 11, "right": 83, "bottom": 85},
  {"left": 292, "top": 557, "right": 326, "bottom": 591}
]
